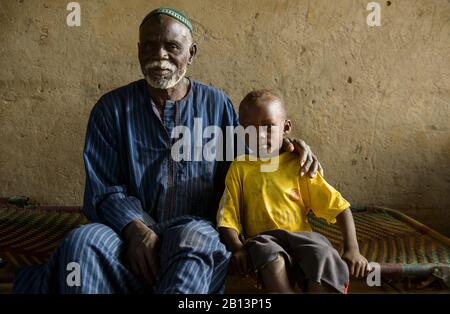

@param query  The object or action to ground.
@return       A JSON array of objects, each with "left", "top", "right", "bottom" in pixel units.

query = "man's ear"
[
  {"left": 188, "top": 43, "right": 197, "bottom": 64},
  {"left": 137, "top": 42, "right": 144, "bottom": 68},
  {"left": 137, "top": 42, "right": 143, "bottom": 58},
  {"left": 283, "top": 120, "right": 292, "bottom": 135}
]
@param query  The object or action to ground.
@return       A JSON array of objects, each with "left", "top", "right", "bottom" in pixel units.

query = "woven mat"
[
  {"left": 1, "top": 204, "right": 449, "bottom": 285},
  {"left": 308, "top": 207, "right": 450, "bottom": 265},
  {"left": 0, "top": 206, "right": 88, "bottom": 267}
]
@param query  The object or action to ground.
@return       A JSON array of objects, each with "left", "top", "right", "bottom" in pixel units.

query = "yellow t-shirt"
[{"left": 217, "top": 152, "right": 350, "bottom": 238}]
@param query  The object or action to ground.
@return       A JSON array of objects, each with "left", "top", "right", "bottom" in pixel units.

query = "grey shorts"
[{"left": 245, "top": 229, "right": 349, "bottom": 293}]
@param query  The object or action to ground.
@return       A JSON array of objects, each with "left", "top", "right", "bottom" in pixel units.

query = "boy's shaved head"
[
  {"left": 238, "top": 89, "right": 292, "bottom": 156},
  {"left": 239, "top": 89, "right": 286, "bottom": 119}
]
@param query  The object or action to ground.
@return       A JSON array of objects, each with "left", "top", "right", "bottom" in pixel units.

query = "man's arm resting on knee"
[
  {"left": 82, "top": 99, "right": 155, "bottom": 236},
  {"left": 82, "top": 101, "right": 159, "bottom": 285}
]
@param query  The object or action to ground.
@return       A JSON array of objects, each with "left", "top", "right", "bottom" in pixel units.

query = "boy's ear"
[{"left": 283, "top": 120, "right": 292, "bottom": 135}]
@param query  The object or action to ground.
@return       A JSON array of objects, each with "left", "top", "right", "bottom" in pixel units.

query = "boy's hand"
[
  {"left": 342, "top": 249, "right": 371, "bottom": 279},
  {"left": 230, "top": 247, "right": 251, "bottom": 277}
]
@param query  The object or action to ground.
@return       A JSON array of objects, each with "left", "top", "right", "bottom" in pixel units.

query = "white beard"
[{"left": 144, "top": 60, "right": 187, "bottom": 89}]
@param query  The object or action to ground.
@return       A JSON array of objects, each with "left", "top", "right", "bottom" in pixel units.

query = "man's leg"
[
  {"left": 13, "top": 223, "right": 146, "bottom": 293},
  {"left": 154, "top": 218, "right": 230, "bottom": 294}
]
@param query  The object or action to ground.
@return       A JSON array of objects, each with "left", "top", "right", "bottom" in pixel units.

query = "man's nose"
[{"left": 156, "top": 46, "right": 169, "bottom": 60}]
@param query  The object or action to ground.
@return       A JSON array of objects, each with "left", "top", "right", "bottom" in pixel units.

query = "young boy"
[{"left": 217, "top": 90, "right": 370, "bottom": 293}]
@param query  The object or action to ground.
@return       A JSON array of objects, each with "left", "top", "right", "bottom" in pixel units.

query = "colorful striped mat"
[
  {"left": 0, "top": 202, "right": 449, "bottom": 287},
  {"left": 308, "top": 207, "right": 450, "bottom": 265},
  {"left": 0, "top": 206, "right": 88, "bottom": 267}
]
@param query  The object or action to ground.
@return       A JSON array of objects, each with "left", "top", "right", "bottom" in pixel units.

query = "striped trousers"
[{"left": 13, "top": 216, "right": 231, "bottom": 294}]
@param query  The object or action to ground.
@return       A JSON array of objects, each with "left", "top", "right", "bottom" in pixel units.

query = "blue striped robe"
[{"left": 13, "top": 79, "right": 238, "bottom": 293}]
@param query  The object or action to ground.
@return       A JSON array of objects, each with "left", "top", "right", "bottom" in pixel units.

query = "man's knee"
[
  {"left": 59, "top": 223, "right": 118, "bottom": 260},
  {"left": 167, "top": 220, "right": 219, "bottom": 247},
  {"left": 155, "top": 220, "right": 230, "bottom": 293},
  {"left": 160, "top": 219, "right": 226, "bottom": 260}
]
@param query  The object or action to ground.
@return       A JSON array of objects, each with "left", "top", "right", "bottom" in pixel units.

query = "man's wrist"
[{"left": 123, "top": 219, "right": 151, "bottom": 241}]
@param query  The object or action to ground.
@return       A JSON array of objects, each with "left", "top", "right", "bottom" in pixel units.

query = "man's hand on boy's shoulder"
[{"left": 283, "top": 138, "right": 323, "bottom": 178}]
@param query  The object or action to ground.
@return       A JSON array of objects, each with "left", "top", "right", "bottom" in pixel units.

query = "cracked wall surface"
[{"left": 0, "top": 0, "right": 449, "bottom": 235}]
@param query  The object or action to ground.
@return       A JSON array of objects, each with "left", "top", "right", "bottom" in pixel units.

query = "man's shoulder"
[
  {"left": 192, "top": 80, "right": 231, "bottom": 101},
  {"left": 93, "top": 80, "right": 145, "bottom": 113},
  {"left": 99, "top": 80, "right": 145, "bottom": 103}
]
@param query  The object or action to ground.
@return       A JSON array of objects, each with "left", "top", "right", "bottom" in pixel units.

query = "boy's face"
[{"left": 239, "top": 98, "right": 291, "bottom": 156}]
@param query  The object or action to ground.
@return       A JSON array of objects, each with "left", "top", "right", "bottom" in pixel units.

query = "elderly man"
[{"left": 13, "top": 7, "right": 321, "bottom": 293}]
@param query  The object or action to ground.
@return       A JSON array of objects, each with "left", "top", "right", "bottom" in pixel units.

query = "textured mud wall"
[{"left": 1, "top": 0, "right": 449, "bottom": 235}]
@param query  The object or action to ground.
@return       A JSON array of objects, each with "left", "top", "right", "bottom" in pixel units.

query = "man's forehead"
[{"left": 139, "top": 15, "right": 191, "bottom": 41}]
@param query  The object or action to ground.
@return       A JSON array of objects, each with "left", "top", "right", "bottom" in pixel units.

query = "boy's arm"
[
  {"left": 219, "top": 227, "right": 250, "bottom": 277},
  {"left": 216, "top": 162, "right": 251, "bottom": 277},
  {"left": 219, "top": 227, "right": 244, "bottom": 252},
  {"left": 336, "top": 208, "right": 371, "bottom": 279},
  {"left": 336, "top": 208, "right": 359, "bottom": 252},
  {"left": 302, "top": 173, "right": 371, "bottom": 279}
]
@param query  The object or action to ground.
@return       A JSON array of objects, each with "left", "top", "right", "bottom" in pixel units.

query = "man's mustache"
[{"left": 144, "top": 60, "right": 177, "bottom": 72}]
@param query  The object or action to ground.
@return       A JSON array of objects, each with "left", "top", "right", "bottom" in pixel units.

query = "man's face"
[{"left": 138, "top": 15, "right": 195, "bottom": 89}]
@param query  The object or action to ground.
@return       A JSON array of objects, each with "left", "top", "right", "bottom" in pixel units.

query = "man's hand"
[
  {"left": 282, "top": 138, "right": 323, "bottom": 177},
  {"left": 342, "top": 249, "right": 371, "bottom": 279},
  {"left": 230, "top": 247, "right": 251, "bottom": 277},
  {"left": 123, "top": 219, "right": 160, "bottom": 286}
]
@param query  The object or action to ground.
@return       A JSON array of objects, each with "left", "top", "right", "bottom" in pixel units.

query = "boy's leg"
[
  {"left": 259, "top": 254, "right": 295, "bottom": 293},
  {"left": 303, "top": 280, "right": 338, "bottom": 294},
  {"left": 246, "top": 232, "right": 296, "bottom": 293},
  {"left": 288, "top": 231, "right": 350, "bottom": 294}
]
